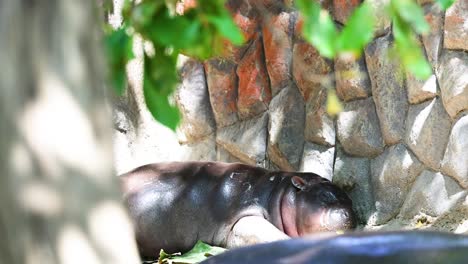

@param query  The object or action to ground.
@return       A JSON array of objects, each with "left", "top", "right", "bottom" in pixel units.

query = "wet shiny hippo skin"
[
  {"left": 120, "top": 161, "right": 356, "bottom": 258},
  {"left": 202, "top": 231, "right": 468, "bottom": 264}
]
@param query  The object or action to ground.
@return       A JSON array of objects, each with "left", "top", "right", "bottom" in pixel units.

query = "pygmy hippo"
[
  {"left": 120, "top": 161, "right": 356, "bottom": 258},
  {"left": 202, "top": 231, "right": 468, "bottom": 264}
]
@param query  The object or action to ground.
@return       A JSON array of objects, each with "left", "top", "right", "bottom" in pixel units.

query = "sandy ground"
[{"left": 363, "top": 195, "right": 468, "bottom": 234}]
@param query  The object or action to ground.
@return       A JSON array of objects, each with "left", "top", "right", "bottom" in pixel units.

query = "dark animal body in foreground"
[
  {"left": 202, "top": 231, "right": 468, "bottom": 264},
  {"left": 120, "top": 161, "right": 356, "bottom": 258}
]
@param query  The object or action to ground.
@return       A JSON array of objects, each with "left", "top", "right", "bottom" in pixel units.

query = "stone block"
[
  {"left": 216, "top": 145, "right": 243, "bottom": 163},
  {"left": 300, "top": 143, "right": 335, "bottom": 181},
  {"left": 333, "top": 146, "right": 374, "bottom": 224},
  {"left": 179, "top": 135, "right": 217, "bottom": 161},
  {"left": 292, "top": 40, "right": 332, "bottom": 101},
  {"left": 227, "top": 0, "right": 259, "bottom": 42},
  {"left": 400, "top": 170, "right": 466, "bottom": 219},
  {"left": 337, "top": 97, "right": 384, "bottom": 157},
  {"left": 405, "top": 98, "right": 452, "bottom": 170},
  {"left": 333, "top": 0, "right": 360, "bottom": 24},
  {"left": 370, "top": 144, "right": 425, "bottom": 224},
  {"left": 335, "top": 56, "right": 372, "bottom": 102},
  {"left": 268, "top": 85, "right": 305, "bottom": 170},
  {"left": 262, "top": 11, "right": 293, "bottom": 96},
  {"left": 204, "top": 59, "right": 239, "bottom": 128},
  {"left": 422, "top": 3, "right": 443, "bottom": 67},
  {"left": 365, "top": 34, "right": 408, "bottom": 145},
  {"left": 368, "top": 0, "right": 391, "bottom": 37},
  {"left": 304, "top": 88, "right": 336, "bottom": 146},
  {"left": 236, "top": 37, "right": 272, "bottom": 119},
  {"left": 406, "top": 74, "right": 437, "bottom": 104},
  {"left": 444, "top": 0, "right": 468, "bottom": 51},
  {"left": 441, "top": 114, "right": 468, "bottom": 188},
  {"left": 176, "top": 59, "right": 215, "bottom": 143},
  {"left": 437, "top": 51, "right": 468, "bottom": 118},
  {"left": 217, "top": 113, "right": 268, "bottom": 166}
]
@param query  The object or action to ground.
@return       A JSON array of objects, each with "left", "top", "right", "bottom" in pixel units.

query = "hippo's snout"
[{"left": 323, "top": 207, "right": 356, "bottom": 231}]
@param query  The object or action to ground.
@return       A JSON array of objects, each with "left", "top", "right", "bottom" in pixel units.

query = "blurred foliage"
[
  {"left": 158, "top": 240, "right": 225, "bottom": 264},
  {"left": 104, "top": 0, "right": 456, "bottom": 131},
  {"left": 105, "top": 0, "right": 244, "bottom": 130}
]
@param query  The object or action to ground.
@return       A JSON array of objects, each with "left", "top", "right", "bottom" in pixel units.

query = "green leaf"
[
  {"left": 144, "top": 8, "right": 201, "bottom": 49},
  {"left": 104, "top": 27, "right": 134, "bottom": 95},
  {"left": 336, "top": 2, "right": 375, "bottom": 57},
  {"left": 143, "top": 77, "right": 180, "bottom": 131},
  {"left": 435, "top": 0, "right": 455, "bottom": 9},
  {"left": 159, "top": 241, "right": 226, "bottom": 264},
  {"left": 391, "top": 0, "right": 429, "bottom": 34},
  {"left": 393, "top": 15, "right": 432, "bottom": 80},
  {"left": 131, "top": 1, "right": 163, "bottom": 29},
  {"left": 296, "top": 0, "right": 338, "bottom": 58},
  {"left": 206, "top": 13, "right": 245, "bottom": 45},
  {"left": 143, "top": 51, "right": 180, "bottom": 131}
]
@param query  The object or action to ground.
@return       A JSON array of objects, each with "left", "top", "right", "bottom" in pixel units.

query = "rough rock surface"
[
  {"left": 262, "top": 11, "right": 293, "bottom": 96},
  {"left": 335, "top": 56, "right": 372, "bottom": 102},
  {"left": 300, "top": 143, "right": 335, "bottom": 181},
  {"left": 304, "top": 89, "right": 336, "bottom": 146},
  {"left": 444, "top": 0, "right": 468, "bottom": 51},
  {"left": 268, "top": 85, "right": 305, "bottom": 171},
  {"left": 204, "top": 59, "right": 239, "bottom": 128},
  {"left": 176, "top": 59, "right": 215, "bottom": 143},
  {"left": 179, "top": 136, "right": 217, "bottom": 161},
  {"left": 368, "top": 0, "right": 391, "bottom": 37},
  {"left": 216, "top": 113, "right": 268, "bottom": 166},
  {"left": 333, "top": 0, "right": 360, "bottom": 25},
  {"left": 337, "top": 97, "right": 384, "bottom": 157},
  {"left": 422, "top": 4, "right": 443, "bottom": 67},
  {"left": 216, "top": 145, "right": 243, "bottom": 163},
  {"left": 437, "top": 51, "right": 468, "bottom": 118},
  {"left": 365, "top": 34, "right": 407, "bottom": 145},
  {"left": 406, "top": 74, "right": 437, "bottom": 105},
  {"left": 441, "top": 114, "right": 468, "bottom": 188},
  {"left": 333, "top": 146, "right": 374, "bottom": 224},
  {"left": 236, "top": 37, "right": 272, "bottom": 119},
  {"left": 292, "top": 40, "right": 332, "bottom": 101},
  {"left": 400, "top": 170, "right": 466, "bottom": 219},
  {"left": 370, "top": 144, "right": 425, "bottom": 225},
  {"left": 405, "top": 98, "right": 452, "bottom": 170}
]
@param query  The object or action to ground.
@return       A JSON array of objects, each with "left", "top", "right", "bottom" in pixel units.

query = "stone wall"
[{"left": 114, "top": 0, "right": 468, "bottom": 231}]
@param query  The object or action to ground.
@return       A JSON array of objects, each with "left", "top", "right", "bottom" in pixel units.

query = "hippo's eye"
[{"left": 319, "top": 191, "right": 338, "bottom": 203}]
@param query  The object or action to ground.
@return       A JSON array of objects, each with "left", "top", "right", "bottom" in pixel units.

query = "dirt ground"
[{"left": 363, "top": 195, "right": 468, "bottom": 234}]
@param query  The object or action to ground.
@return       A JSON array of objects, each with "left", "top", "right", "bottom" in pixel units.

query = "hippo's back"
[{"left": 120, "top": 161, "right": 273, "bottom": 257}]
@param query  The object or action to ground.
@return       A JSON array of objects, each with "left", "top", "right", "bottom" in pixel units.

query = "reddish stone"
[
  {"left": 262, "top": 11, "right": 293, "bottom": 96},
  {"left": 204, "top": 59, "right": 239, "bottom": 128},
  {"left": 333, "top": 0, "right": 360, "bottom": 24},
  {"left": 444, "top": 0, "right": 468, "bottom": 51},
  {"left": 236, "top": 37, "right": 272, "bottom": 119},
  {"left": 293, "top": 11, "right": 304, "bottom": 41},
  {"left": 292, "top": 41, "right": 332, "bottom": 101},
  {"left": 232, "top": 10, "right": 258, "bottom": 41},
  {"left": 422, "top": 4, "right": 443, "bottom": 67},
  {"left": 222, "top": 0, "right": 261, "bottom": 62},
  {"left": 226, "top": 0, "right": 259, "bottom": 41}
]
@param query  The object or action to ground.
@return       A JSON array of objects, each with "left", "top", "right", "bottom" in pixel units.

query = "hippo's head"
[{"left": 278, "top": 174, "right": 356, "bottom": 237}]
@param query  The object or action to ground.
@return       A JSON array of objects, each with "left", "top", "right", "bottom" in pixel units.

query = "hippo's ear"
[{"left": 291, "top": 176, "right": 309, "bottom": 191}]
